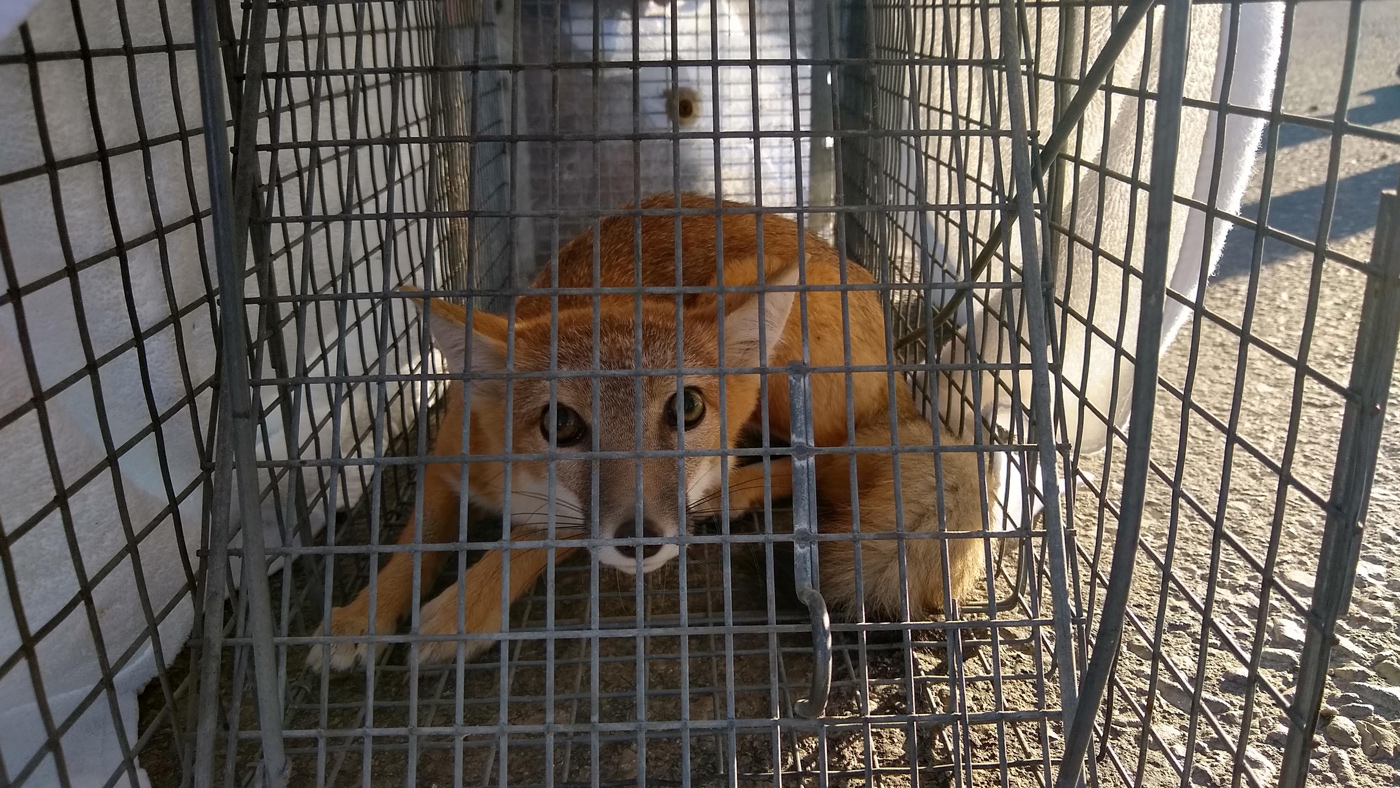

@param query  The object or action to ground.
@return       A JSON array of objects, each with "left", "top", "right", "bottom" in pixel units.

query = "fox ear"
[
  {"left": 399, "top": 286, "right": 507, "bottom": 376},
  {"left": 722, "top": 267, "right": 798, "bottom": 368}
]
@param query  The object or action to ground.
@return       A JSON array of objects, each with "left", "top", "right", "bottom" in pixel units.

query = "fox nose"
[{"left": 614, "top": 518, "right": 663, "bottom": 559}]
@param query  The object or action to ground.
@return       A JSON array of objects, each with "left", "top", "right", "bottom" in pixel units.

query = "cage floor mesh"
[{"left": 274, "top": 542, "right": 1061, "bottom": 787}]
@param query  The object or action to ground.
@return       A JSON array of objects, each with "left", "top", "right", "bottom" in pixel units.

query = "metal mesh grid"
[
  {"left": 513, "top": 0, "right": 816, "bottom": 270},
  {"left": 1, "top": 0, "right": 1398, "bottom": 787},
  {"left": 0, "top": 0, "right": 218, "bottom": 784},
  {"left": 1015, "top": 3, "right": 1399, "bottom": 787},
  {"left": 236, "top": 0, "right": 1065, "bottom": 780}
]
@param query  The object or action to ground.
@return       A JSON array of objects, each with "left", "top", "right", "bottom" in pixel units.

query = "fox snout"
[
  {"left": 600, "top": 513, "right": 678, "bottom": 574},
  {"left": 593, "top": 463, "right": 686, "bottom": 575}
]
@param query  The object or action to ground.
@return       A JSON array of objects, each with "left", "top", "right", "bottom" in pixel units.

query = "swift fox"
[{"left": 307, "top": 194, "right": 989, "bottom": 672}]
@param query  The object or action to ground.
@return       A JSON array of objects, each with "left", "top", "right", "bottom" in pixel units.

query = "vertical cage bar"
[
  {"left": 190, "top": 0, "right": 287, "bottom": 784},
  {"left": 1278, "top": 187, "right": 1400, "bottom": 787},
  {"left": 194, "top": 397, "right": 235, "bottom": 788},
  {"left": 808, "top": 0, "right": 837, "bottom": 240},
  {"left": 994, "top": 0, "right": 1079, "bottom": 727},
  {"left": 211, "top": 0, "right": 321, "bottom": 624},
  {"left": 1054, "top": 0, "right": 1193, "bottom": 784}
]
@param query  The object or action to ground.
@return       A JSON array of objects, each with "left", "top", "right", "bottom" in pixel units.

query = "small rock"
[
  {"left": 610, "top": 744, "right": 639, "bottom": 780},
  {"left": 1227, "top": 589, "right": 1261, "bottom": 612},
  {"left": 1221, "top": 666, "right": 1251, "bottom": 691},
  {"left": 933, "top": 686, "right": 951, "bottom": 711},
  {"left": 1325, "top": 716, "right": 1361, "bottom": 748},
  {"left": 1337, "top": 702, "right": 1375, "bottom": 719},
  {"left": 1358, "top": 719, "right": 1400, "bottom": 759},
  {"left": 1190, "top": 763, "right": 1213, "bottom": 785},
  {"left": 1354, "top": 560, "right": 1385, "bottom": 586},
  {"left": 1200, "top": 693, "right": 1231, "bottom": 715},
  {"left": 1245, "top": 746, "right": 1277, "bottom": 785},
  {"left": 1158, "top": 683, "right": 1230, "bottom": 715},
  {"left": 1376, "top": 659, "right": 1400, "bottom": 686},
  {"left": 1356, "top": 595, "right": 1394, "bottom": 617},
  {"left": 1266, "top": 723, "right": 1291, "bottom": 746},
  {"left": 1273, "top": 619, "right": 1307, "bottom": 650},
  {"left": 1281, "top": 570, "right": 1314, "bottom": 594},
  {"left": 1353, "top": 683, "right": 1400, "bottom": 715},
  {"left": 1126, "top": 639, "right": 1155, "bottom": 661},
  {"left": 1320, "top": 702, "right": 1339, "bottom": 721},
  {"left": 1329, "top": 749, "right": 1358, "bottom": 783},
  {"left": 1331, "top": 665, "right": 1371, "bottom": 684},
  {"left": 1334, "top": 635, "right": 1369, "bottom": 663},
  {"left": 1261, "top": 648, "right": 1300, "bottom": 672}
]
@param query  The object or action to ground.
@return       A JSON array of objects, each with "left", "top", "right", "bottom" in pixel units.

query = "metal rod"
[
  {"left": 787, "top": 362, "right": 832, "bottom": 719},
  {"left": 995, "top": 0, "right": 1080, "bottom": 734},
  {"left": 807, "top": 0, "right": 837, "bottom": 240},
  {"left": 193, "top": 395, "right": 235, "bottom": 788},
  {"left": 213, "top": 0, "right": 320, "bottom": 624},
  {"left": 189, "top": 0, "right": 288, "bottom": 784},
  {"left": 1054, "top": 1, "right": 1192, "bottom": 784},
  {"left": 894, "top": 0, "right": 1160, "bottom": 351},
  {"left": 1278, "top": 189, "right": 1400, "bottom": 785}
]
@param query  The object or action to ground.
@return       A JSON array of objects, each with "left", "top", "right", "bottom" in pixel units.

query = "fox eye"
[
  {"left": 665, "top": 386, "right": 706, "bottom": 431},
  {"left": 541, "top": 405, "right": 587, "bottom": 446}
]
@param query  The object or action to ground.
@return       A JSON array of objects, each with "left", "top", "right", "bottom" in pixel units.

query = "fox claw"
[{"left": 304, "top": 606, "right": 391, "bottom": 673}]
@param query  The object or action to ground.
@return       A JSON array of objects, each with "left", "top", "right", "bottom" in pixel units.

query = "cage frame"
[{"left": 0, "top": 0, "right": 1396, "bottom": 785}]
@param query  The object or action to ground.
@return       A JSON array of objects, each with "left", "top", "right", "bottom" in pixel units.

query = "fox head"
[{"left": 407, "top": 274, "right": 796, "bottom": 574}]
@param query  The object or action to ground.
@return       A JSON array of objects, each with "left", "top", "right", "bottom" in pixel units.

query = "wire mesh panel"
[
  {"left": 221, "top": 0, "right": 1072, "bottom": 781},
  {"left": 0, "top": 1, "right": 222, "bottom": 785},
  {"left": 991, "top": 2, "right": 1399, "bottom": 787},
  {"left": 3, "top": 0, "right": 1399, "bottom": 786}
]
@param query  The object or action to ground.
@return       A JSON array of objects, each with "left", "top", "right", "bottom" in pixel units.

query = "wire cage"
[{"left": 1, "top": 0, "right": 1399, "bottom": 786}]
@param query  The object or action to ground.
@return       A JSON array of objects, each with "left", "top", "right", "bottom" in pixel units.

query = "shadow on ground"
[{"left": 1216, "top": 83, "right": 1400, "bottom": 279}]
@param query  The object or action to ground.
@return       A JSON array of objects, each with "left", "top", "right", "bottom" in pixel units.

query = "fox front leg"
[
  {"left": 415, "top": 527, "right": 582, "bottom": 666},
  {"left": 306, "top": 470, "right": 461, "bottom": 673}
]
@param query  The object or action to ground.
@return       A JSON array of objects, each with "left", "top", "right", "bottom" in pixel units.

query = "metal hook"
[{"left": 786, "top": 362, "right": 833, "bottom": 718}]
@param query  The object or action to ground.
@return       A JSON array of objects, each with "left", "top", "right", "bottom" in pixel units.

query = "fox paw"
[
  {"left": 412, "top": 591, "right": 499, "bottom": 667},
  {"left": 304, "top": 606, "right": 393, "bottom": 673}
]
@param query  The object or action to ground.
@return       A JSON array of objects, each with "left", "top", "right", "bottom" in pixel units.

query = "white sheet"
[{"left": 0, "top": 1, "right": 431, "bottom": 784}]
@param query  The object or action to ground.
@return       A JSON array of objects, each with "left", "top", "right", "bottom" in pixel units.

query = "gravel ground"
[{"left": 136, "top": 3, "right": 1400, "bottom": 786}]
